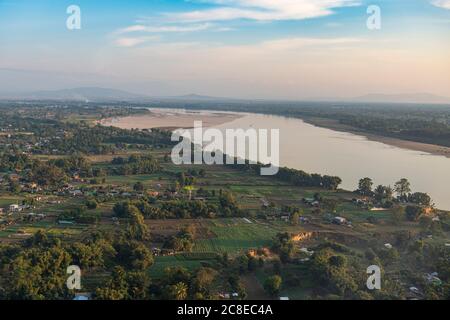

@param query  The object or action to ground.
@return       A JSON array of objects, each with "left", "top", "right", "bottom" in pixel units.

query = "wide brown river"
[{"left": 113, "top": 109, "right": 450, "bottom": 210}]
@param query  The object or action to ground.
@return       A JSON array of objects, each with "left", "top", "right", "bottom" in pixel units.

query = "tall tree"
[
  {"left": 357, "top": 177, "right": 373, "bottom": 196},
  {"left": 394, "top": 178, "right": 411, "bottom": 199},
  {"left": 374, "top": 185, "right": 387, "bottom": 202},
  {"left": 127, "top": 207, "right": 150, "bottom": 241},
  {"left": 264, "top": 275, "right": 282, "bottom": 297},
  {"left": 290, "top": 211, "right": 300, "bottom": 226}
]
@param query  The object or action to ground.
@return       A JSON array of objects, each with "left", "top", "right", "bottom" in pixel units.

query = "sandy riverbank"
[
  {"left": 100, "top": 109, "right": 242, "bottom": 130},
  {"left": 365, "top": 135, "right": 450, "bottom": 158},
  {"left": 101, "top": 109, "right": 450, "bottom": 158},
  {"left": 304, "top": 117, "right": 450, "bottom": 158}
]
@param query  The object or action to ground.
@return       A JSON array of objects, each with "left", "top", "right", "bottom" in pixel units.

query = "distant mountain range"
[
  {"left": 0, "top": 87, "right": 241, "bottom": 103},
  {"left": 0, "top": 87, "right": 148, "bottom": 102},
  {"left": 0, "top": 87, "right": 449, "bottom": 104},
  {"left": 159, "top": 93, "right": 245, "bottom": 102}
]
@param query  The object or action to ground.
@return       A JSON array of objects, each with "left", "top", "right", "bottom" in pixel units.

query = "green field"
[
  {"left": 105, "top": 174, "right": 168, "bottom": 186},
  {"left": 0, "top": 195, "right": 23, "bottom": 207},
  {"left": 194, "top": 218, "right": 280, "bottom": 255},
  {"left": 255, "top": 264, "right": 315, "bottom": 300},
  {"left": 149, "top": 254, "right": 217, "bottom": 278}
]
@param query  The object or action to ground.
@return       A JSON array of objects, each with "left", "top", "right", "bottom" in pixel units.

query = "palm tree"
[
  {"left": 385, "top": 185, "right": 394, "bottom": 201},
  {"left": 171, "top": 282, "right": 188, "bottom": 300},
  {"left": 374, "top": 185, "right": 385, "bottom": 201},
  {"left": 184, "top": 185, "right": 195, "bottom": 200}
]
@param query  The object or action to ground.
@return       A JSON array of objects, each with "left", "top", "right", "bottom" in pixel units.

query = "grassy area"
[
  {"left": 105, "top": 174, "right": 167, "bottom": 186},
  {"left": 149, "top": 254, "right": 217, "bottom": 278},
  {"left": 0, "top": 195, "right": 23, "bottom": 207},
  {"left": 255, "top": 264, "right": 316, "bottom": 300},
  {"left": 194, "top": 218, "right": 279, "bottom": 255},
  {"left": 0, "top": 221, "right": 88, "bottom": 239}
]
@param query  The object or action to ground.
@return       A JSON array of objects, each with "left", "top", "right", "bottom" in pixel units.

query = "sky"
[{"left": 0, "top": 0, "right": 449, "bottom": 99}]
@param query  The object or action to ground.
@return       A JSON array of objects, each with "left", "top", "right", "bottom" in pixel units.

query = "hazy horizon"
[{"left": 2, "top": 85, "right": 450, "bottom": 105}]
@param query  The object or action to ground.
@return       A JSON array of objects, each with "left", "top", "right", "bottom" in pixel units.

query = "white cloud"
[
  {"left": 169, "top": 0, "right": 360, "bottom": 22},
  {"left": 260, "top": 37, "right": 363, "bottom": 50},
  {"left": 113, "top": 1, "right": 360, "bottom": 47},
  {"left": 113, "top": 23, "right": 212, "bottom": 47},
  {"left": 117, "top": 23, "right": 213, "bottom": 34},
  {"left": 114, "top": 36, "right": 160, "bottom": 47},
  {"left": 431, "top": 0, "right": 450, "bottom": 9}
]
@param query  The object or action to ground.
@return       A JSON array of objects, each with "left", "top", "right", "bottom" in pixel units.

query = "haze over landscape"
[
  {"left": 1, "top": 0, "right": 450, "bottom": 304},
  {"left": 1, "top": 86, "right": 450, "bottom": 104}
]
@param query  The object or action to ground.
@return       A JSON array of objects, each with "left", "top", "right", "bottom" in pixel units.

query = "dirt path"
[{"left": 241, "top": 274, "right": 271, "bottom": 300}]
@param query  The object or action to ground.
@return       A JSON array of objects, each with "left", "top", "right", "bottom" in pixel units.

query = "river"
[{"left": 111, "top": 109, "right": 450, "bottom": 210}]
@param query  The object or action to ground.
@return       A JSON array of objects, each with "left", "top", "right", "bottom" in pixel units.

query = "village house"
[
  {"left": 299, "top": 216, "right": 310, "bottom": 224},
  {"left": 332, "top": 216, "right": 347, "bottom": 225},
  {"left": 291, "top": 232, "right": 314, "bottom": 242},
  {"left": 9, "top": 173, "right": 20, "bottom": 181},
  {"left": 72, "top": 172, "right": 81, "bottom": 181},
  {"left": 152, "top": 248, "right": 162, "bottom": 256},
  {"left": 424, "top": 272, "right": 442, "bottom": 286},
  {"left": 147, "top": 191, "right": 160, "bottom": 197},
  {"left": 302, "top": 197, "right": 319, "bottom": 207},
  {"left": 28, "top": 182, "right": 38, "bottom": 189},
  {"left": 69, "top": 190, "right": 83, "bottom": 197},
  {"left": 219, "top": 293, "right": 231, "bottom": 299},
  {"left": 219, "top": 292, "right": 239, "bottom": 299},
  {"left": 9, "top": 204, "right": 20, "bottom": 212},
  {"left": 352, "top": 198, "right": 371, "bottom": 208},
  {"left": 299, "top": 247, "right": 314, "bottom": 256},
  {"left": 58, "top": 220, "right": 75, "bottom": 225},
  {"left": 73, "top": 292, "right": 92, "bottom": 300},
  {"left": 160, "top": 249, "right": 175, "bottom": 256}
]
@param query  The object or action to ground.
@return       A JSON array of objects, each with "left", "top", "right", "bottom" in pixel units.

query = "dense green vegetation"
[{"left": 0, "top": 103, "right": 448, "bottom": 300}]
